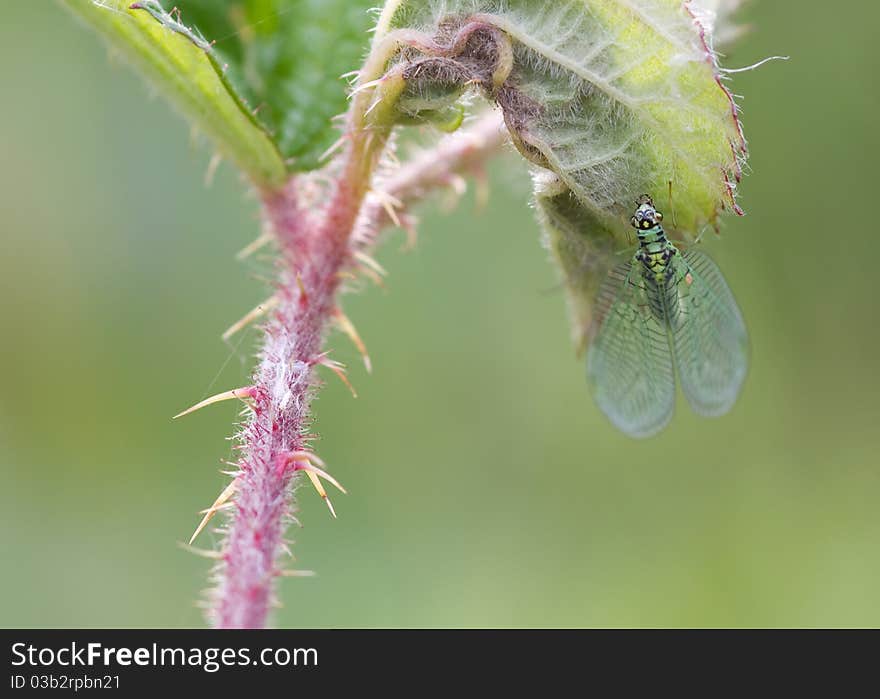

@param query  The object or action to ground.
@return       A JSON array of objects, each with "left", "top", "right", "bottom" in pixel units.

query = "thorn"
[
  {"left": 290, "top": 459, "right": 347, "bottom": 495},
  {"left": 363, "top": 96, "right": 384, "bottom": 118},
  {"left": 189, "top": 479, "right": 237, "bottom": 545},
  {"left": 284, "top": 451, "right": 346, "bottom": 518},
  {"left": 222, "top": 296, "right": 279, "bottom": 341},
  {"left": 358, "top": 265, "right": 386, "bottom": 288},
  {"left": 319, "top": 134, "right": 348, "bottom": 162},
  {"left": 372, "top": 190, "right": 404, "bottom": 227},
  {"left": 277, "top": 569, "right": 317, "bottom": 578},
  {"left": 236, "top": 231, "right": 274, "bottom": 260},
  {"left": 288, "top": 449, "right": 326, "bottom": 468},
  {"left": 399, "top": 215, "right": 418, "bottom": 251},
  {"left": 204, "top": 153, "right": 222, "bottom": 187},
  {"left": 333, "top": 308, "right": 372, "bottom": 373},
  {"left": 349, "top": 77, "right": 383, "bottom": 97},
  {"left": 295, "top": 272, "right": 309, "bottom": 305},
  {"left": 380, "top": 197, "right": 402, "bottom": 227},
  {"left": 384, "top": 146, "right": 402, "bottom": 169},
  {"left": 177, "top": 541, "right": 224, "bottom": 559},
  {"left": 305, "top": 470, "right": 337, "bottom": 518},
  {"left": 198, "top": 501, "right": 235, "bottom": 515},
  {"left": 318, "top": 356, "right": 358, "bottom": 398},
  {"left": 353, "top": 250, "right": 387, "bottom": 277},
  {"left": 173, "top": 387, "right": 255, "bottom": 419}
]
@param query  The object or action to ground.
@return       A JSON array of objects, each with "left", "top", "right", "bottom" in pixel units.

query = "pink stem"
[
  {"left": 210, "top": 113, "right": 507, "bottom": 629},
  {"left": 210, "top": 174, "right": 359, "bottom": 628}
]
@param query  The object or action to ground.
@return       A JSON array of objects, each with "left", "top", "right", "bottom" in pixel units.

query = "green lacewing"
[{"left": 586, "top": 196, "right": 748, "bottom": 437}]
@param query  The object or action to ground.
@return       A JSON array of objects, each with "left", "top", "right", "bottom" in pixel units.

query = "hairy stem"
[
  {"left": 211, "top": 119, "right": 383, "bottom": 627},
  {"left": 210, "top": 111, "right": 507, "bottom": 628},
  {"left": 381, "top": 113, "right": 506, "bottom": 212},
  {"left": 209, "top": 190, "right": 330, "bottom": 628},
  {"left": 354, "top": 111, "right": 507, "bottom": 245}
]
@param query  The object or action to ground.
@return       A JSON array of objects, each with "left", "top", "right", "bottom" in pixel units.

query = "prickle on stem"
[
  {"left": 283, "top": 451, "right": 347, "bottom": 518},
  {"left": 236, "top": 231, "right": 274, "bottom": 260},
  {"left": 333, "top": 307, "right": 372, "bottom": 373},
  {"left": 173, "top": 386, "right": 256, "bottom": 420},
  {"left": 316, "top": 354, "right": 358, "bottom": 398},
  {"left": 222, "top": 296, "right": 280, "bottom": 341},
  {"left": 190, "top": 478, "right": 237, "bottom": 545}
]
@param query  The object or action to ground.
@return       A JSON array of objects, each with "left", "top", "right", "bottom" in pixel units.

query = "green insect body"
[{"left": 586, "top": 196, "right": 749, "bottom": 438}]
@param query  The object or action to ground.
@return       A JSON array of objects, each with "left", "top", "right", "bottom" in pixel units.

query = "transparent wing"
[
  {"left": 671, "top": 248, "right": 749, "bottom": 416},
  {"left": 586, "top": 259, "right": 676, "bottom": 438}
]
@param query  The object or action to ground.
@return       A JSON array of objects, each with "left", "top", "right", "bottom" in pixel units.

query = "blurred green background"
[{"left": 2, "top": 2, "right": 879, "bottom": 628}]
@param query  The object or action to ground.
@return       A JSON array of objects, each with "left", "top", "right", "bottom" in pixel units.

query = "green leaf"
[
  {"left": 62, "top": 0, "right": 376, "bottom": 180},
  {"left": 150, "top": 0, "right": 376, "bottom": 171},
  {"left": 372, "top": 0, "right": 749, "bottom": 346},
  {"left": 61, "top": 0, "right": 287, "bottom": 188}
]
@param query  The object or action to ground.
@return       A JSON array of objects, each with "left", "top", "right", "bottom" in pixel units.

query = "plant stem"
[
  {"left": 211, "top": 127, "right": 384, "bottom": 627},
  {"left": 210, "top": 111, "right": 507, "bottom": 629},
  {"left": 359, "top": 112, "right": 507, "bottom": 234}
]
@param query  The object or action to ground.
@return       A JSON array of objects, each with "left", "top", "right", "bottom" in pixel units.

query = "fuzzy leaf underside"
[
  {"left": 374, "top": 0, "right": 747, "bottom": 346},
  {"left": 378, "top": 0, "right": 744, "bottom": 233},
  {"left": 61, "top": 0, "right": 287, "bottom": 188}
]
